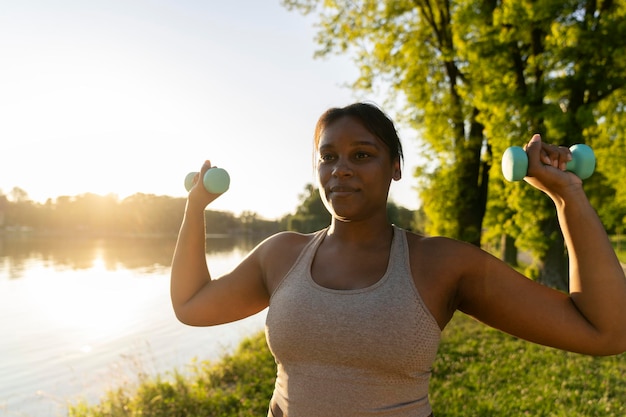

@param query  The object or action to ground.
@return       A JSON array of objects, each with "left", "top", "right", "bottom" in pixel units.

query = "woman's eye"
[
  {"left": 319, "top": 153, "right": 335, "bottom": 162},
  {"left": 355, "top": 152, "right": 370, "bottom": 160}
]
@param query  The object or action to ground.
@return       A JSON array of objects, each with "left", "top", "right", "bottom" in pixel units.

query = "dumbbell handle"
[
  {"left": 184, "top": 167, "right": 230, "bottom": 194},
  {"left": 502, "top": 144, "right": 595, "bottom": 182}
]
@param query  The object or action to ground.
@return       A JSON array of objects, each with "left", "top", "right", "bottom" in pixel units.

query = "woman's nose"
[{"left": 332, "top": 158, "right": 353, "bottom": 177}]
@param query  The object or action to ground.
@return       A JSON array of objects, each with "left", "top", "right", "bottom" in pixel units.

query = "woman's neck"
[{"left": 327, "top": 216, "right": 393, "bottom": 246}]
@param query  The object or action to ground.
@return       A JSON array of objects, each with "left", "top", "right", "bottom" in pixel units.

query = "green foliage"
[
  {"left": 418, "top": 163, "right": 462, "bottom": 238},
  {"left": 611, "top": 235, "right": 626, "bottom": 262},
  {"left": 286, "top": 183, "right": 331, "bottom": 233},
  {"left": 585, "top": 89, "right": 626, "bottom": 233},
  {"left": 283, "top": 0, "right": 626, "bottom": 286},
  {"left": 472, "top": 0, "right": 626, "bottom": 272},
  {"left": 387, "top": 200, "right": 418, "bottom": 231},
  {"left": 67, "top": 332, "right": 276, "bottom": 417}
]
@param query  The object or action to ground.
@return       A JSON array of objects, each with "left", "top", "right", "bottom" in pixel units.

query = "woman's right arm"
[{"left": 170, "top": 161, "right": 270, "bottom": 326}]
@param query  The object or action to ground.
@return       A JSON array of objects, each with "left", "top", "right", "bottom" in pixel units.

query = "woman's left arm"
[
  {"left": 557, "top": 185, "right": 626, "bottom": 351},
  {"left": 455, "top": 135, "right": 626, "bottom": 355}
]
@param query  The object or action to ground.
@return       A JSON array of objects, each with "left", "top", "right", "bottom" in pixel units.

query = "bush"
[{"left": 67, "top": 332, "right": 276, "bottom": 417}]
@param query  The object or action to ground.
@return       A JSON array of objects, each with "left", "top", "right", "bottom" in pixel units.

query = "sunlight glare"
[{"left": 23, "top": 262, "right": 168, "bottom": 352}]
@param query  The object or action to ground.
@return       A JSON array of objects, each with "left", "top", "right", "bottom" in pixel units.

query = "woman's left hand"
[{"left": 523, "top": 134, "right": 582, "bottom": 198}]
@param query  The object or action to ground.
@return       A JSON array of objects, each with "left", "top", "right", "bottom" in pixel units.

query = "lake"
[{"left": 0, "top": 235, "right": 268, "bottom": 417}]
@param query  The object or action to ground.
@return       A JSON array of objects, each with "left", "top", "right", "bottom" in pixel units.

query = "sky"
[{"left": 1, "top": 0, "right": 421, "bottom": 220}]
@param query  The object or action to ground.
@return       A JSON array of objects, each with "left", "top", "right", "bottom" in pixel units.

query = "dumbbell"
[
  {"left": 184, "top": 167, "right": 230, "bottom": 194},
  {"left": 501, "top": 144, "right": 595, "bottom": 182}
]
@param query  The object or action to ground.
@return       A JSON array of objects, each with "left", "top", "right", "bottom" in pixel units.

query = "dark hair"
[{"left": 313, "top": 102, "right": 404, "bottom": 163}]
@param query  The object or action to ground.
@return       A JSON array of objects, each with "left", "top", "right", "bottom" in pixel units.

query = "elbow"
[
  {"left": 603, "top": 322, "right": 626, "bottom": 355},
  {"left": 173, "top": 310, "right": 195, "bottom": 326},
  {"left": 174, "top": 311, "right": 210, "bottom": 327},
  {"left": 588, "top": 331, "right": 626, "bottom": 357},
  {"left": 172, "top": 302, "right": 222, "bottom": 327},
  {"left": 172, "top": 303, "right": 204, "bottom": 327},
  {"left": 605, "top": 336, "right": 626, "bottom": 356},
  {"left": 172, "top": 305, "right": 193, "bottom": 325}
]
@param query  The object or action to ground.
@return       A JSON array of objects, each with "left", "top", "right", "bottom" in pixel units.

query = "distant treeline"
[
  {"left": 0, "top": 191, "right": 283, "bottom": 238},
  {"left": 0, "top": 186, "right": 421, "bottom": 238}
]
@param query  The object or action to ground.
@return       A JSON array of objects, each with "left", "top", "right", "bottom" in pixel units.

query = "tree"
[
  {"left": 468, "top": 0, "right": 626, "bottom": 287},
  {"left": 288, "top": 184, "right": 332, "bottom": 233},
  {"left": 387, "top": 200, "right": 418, "bottom": 231},
  {"left": 586, "top": 89, "right": 626, "bottom": 235},
  {"left": 283, "top": 0, "right": 489, "bottom": 246},
  {"left": 9, "top": 187, "right": 29, "bottom": 203},
  {"left": 283, "top": 0, "right": 626, "bottom": 289},
  {"left": 287, "top": 183, "right": 417, "bottom": 232}
]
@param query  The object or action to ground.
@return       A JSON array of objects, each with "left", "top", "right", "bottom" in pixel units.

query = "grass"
[
  {"left": 430, "top": 314, "right": 626, "bottom": 416},
  {"left": 67, "top": 313, "right": 626, "bottom": 417}
]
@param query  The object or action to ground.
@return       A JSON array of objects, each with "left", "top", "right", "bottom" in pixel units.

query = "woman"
[{"left": 171, "top": 102, "right": 626, "bottom": 417}]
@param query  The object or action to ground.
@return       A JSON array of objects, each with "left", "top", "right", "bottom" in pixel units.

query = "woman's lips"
[{"left": 329, "top": 185, "right": 358, "bottom": 196}]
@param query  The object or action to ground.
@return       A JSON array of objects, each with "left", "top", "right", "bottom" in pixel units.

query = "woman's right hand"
[{"left": 186, "top": 160, "right": 224, "bottom": 211}]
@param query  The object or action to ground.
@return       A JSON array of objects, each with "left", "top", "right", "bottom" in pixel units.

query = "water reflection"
[
  {"left": 0, "top": 235, "right": 269, "bottom": 417},
  {"left": 0, "top": 235, "right": 263, "bottom": 279}
]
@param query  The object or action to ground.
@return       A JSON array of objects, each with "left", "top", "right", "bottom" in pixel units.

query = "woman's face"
[{"left": 316, "top": 116, "right": 401, "bottom": 222}]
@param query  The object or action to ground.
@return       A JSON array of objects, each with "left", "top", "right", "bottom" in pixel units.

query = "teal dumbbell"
[
  {"left": 184, "top": 168, "right": 230, "bottom": 194},
  {"left": 502, "top": 144, "right": 595, "bottom": 182}
]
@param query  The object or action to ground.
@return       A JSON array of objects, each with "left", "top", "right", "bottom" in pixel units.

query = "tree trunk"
[
  {"left": 501, "top": 234, "right": 518, "bottom": 267},
  {"left": 537, "top": 217, "right": 568, "bottom": 291},
  {"left": 455, "top": 116, "right": 487, "bottom": 247}
]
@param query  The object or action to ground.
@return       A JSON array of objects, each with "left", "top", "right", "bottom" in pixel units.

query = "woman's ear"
[{"left": 392, "top": 158, "right": 402, "bottom": 181}]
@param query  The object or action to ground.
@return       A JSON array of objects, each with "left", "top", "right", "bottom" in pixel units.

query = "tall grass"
[
  {"left": 67, "top": 334, "right": 275, "bottom": 417},
  {"left": 68, "top": 314, "right": 626, "bottom": 417}
]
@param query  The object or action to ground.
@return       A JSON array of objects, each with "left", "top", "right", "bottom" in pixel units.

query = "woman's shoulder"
[
  {"left": 404, "top": 229, "right": 455, "bottom": 252},
  {"left": 259, "top": 229, "right": 323, "bottom": 249},
  {"left": 254, "top": 229, "right": 326, "bottom": 293},
  {"left": 253, "top": 229, "right": 325, "bottom": 265},
  {"left": 403, "top": 229, "right": 489, "bottom": 271},
  {"left": 404, "top": 229, "right": 479, "bottom": 251}
]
